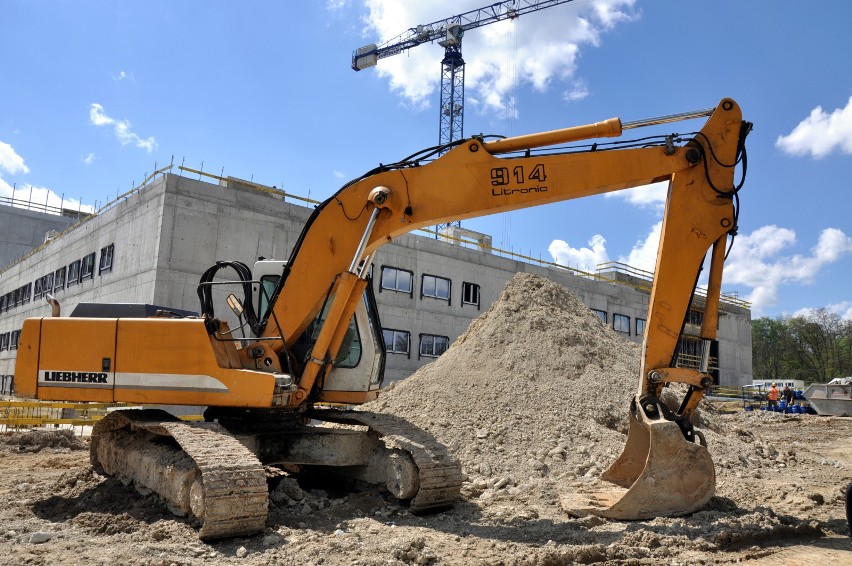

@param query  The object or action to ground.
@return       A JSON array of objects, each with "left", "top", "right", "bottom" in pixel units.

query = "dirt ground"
[
  {"left": 1, "top": 273, "right": 850, "bottom": 565},
  {"left": 0, "top": 417, "right": 849, "bottom": 566}
]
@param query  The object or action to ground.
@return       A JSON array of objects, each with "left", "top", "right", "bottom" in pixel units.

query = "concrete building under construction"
[{"left": 0, "top": 172, "right": 753, "bottom": 395}]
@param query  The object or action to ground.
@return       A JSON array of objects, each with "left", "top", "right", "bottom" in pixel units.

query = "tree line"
[{"left": 752, "top": 309, "right": 852, "bottom": 384}]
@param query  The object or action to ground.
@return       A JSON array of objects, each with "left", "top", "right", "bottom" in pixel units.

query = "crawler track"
[
  {"left": 307, "top": 408, "right": 463, "bottom": 511},
  {"left": 91, "top": 409, "right": 268, "bottom": 540}
]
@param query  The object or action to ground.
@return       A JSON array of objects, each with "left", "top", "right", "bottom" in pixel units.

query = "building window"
[
  {"left": 54, "top": 267, "right": 66, "bottom": 291},
  {"left": 636, "top": 318, "right": 646, "bottom": 337},
  {"left": 0, "top": 333, "right": 8, "bottom": 351},
  {"left": 613, "top": 313, "right": 630, "bottom": 334},
  {"left": 686, "top": 309, "right": 704, "bottom": 326},
  {"left": 380, "top": 266, "right": 413, "bottom": 295},
  {"left": 382, "top": 328, "right": 410, "bottom": 356},
  {"left": 21, "top": 283, "right": 31, "bottom": 305},
  {"left": 32, "top": 273, "right": 55, "bottom": 300},
  {"left": 591, "top": 309, "right": 607, "bottom": 324},
  {"left": 44, "top": 272, "right": 54, "bottom": 295},
  {"left": 0, "top": 295, "right": 6, "bottom": 313},
  {"left": 419, "top": 333, "right": 449, "bottom": 358},
  {"left": 99, "top": 243, "right": 115, "bottom": 274},
  {"left": 67, "top": 260, "right": 81, "bottom": 287},
  {"left": 80, "top": 252, "right": 96, "bottom": 281},
  {"left": 462, "top": 282, "right": 480, "bottom": 308},
  {"left": 9, "top": 330, "right": 20, "bottom": 350},
  {"left": 422, "top": 274, "right": 451, "bottom": 302}
]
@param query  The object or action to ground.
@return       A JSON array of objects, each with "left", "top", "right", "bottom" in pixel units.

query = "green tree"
[
  {"left": 753, "top": 309, "right": 852, "bottom": 384},
  {"left": 751, "top": 317, "right": 787, "bottom": 382}
]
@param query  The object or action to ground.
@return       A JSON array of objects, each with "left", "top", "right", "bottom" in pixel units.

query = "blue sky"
[{"left": 2, "top": 1, "right": 851, "bottom": 319}]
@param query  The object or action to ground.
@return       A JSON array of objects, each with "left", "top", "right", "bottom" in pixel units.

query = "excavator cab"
[{"left": 251, "top": 260, "right": 386, "bottom": 396}]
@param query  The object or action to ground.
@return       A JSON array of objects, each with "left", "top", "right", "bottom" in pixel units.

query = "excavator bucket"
[{"left": 561, "top": 397, "right": 715, "bottom": 520}]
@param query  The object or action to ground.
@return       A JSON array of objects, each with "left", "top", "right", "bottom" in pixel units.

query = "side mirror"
[{"left": 226, "top": 294, "right": 245, "bottom": 318}]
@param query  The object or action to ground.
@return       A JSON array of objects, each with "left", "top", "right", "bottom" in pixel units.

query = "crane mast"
[{"left": 352, "top": 1, "right": 578, "bottom": 232}]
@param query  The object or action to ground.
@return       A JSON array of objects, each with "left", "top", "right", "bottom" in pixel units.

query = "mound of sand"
[{"left": 369, "top": 272, "right": 640, "bottom": 492}]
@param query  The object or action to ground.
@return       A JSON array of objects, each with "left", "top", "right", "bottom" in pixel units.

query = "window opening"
[
  {"left": 54, "top": 267, "right": 66, "bottom": 291},
  {"left": 380, "top": 266, "right": 413, "bottom": 294},
  {"left": 419, "top": 333, "right": 449, "bottom": 358},
  {"left": 67, "top": 260, "right": 81, "bottom": 287},
  {"left": 422, "top": 274, "right": 451, "bottom": 301},
  {"left": 99, "top": 243, "right": 115, "bottom": 274},
  {"left": 80, "top": 252, "right": 96, "bottom": 281},
  {"left": 613, "top": 313, "right": 630, "bottom": 334},
  {"left": 382, "top": 329, "right": 410, "bottom": 355},
  {"left": 461, "top": 282, "right": 480, "bottom": 308}
]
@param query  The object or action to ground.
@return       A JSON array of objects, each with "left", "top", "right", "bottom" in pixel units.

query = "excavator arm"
[{"left": 266, "top": 99, "right": 748, "bottom": 410}]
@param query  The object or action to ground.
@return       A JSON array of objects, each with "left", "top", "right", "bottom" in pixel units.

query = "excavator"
[{"left": 14, "top": 98, "right": 751, "bottom": 539}]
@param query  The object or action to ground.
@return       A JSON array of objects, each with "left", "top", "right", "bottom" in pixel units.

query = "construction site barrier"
[{"left": 0, "top": 400, "right": 203, "bottom": 432}]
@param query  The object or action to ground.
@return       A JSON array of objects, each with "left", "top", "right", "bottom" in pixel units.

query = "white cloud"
[
  {"left": 82, "top": 152, "right": 96, "bottom": 165},
  {"left": 359, "top": 0, "right": 637, "bottom": 113},
  {"left": 604, "top": 180, "right": 668, "bottom": 209},
  {"left": 562, "top": 79, "right": 589, "bottom": 103},
  {"left": 548, "top": 234, "right": 609, "bottom": 273},
  {"left": 333, "top": 169, "right": 346, "bottom": 179},
  {"left": 725, "top": 225, "right": 852, "bottom": 313},
  {"left": 89, "top": 103, "right": 157, "bottom": 152},
  {"left": 776, "top": 95, "right": 852, "bottom": 158},
  {"left": 89, "top": 103, "right": 113, "bottom": 127},
  {"left": 547, "top": 222, "right": 852, "bottom": 316},
  {"left": 620, "top": 220, "right": 661, "bottom": 273},
  {"left": 829, "top": 301, "right": 852, "bottom": 321},
  {"left": 112, "top": 70, "right": 135, "bottom": 82},
  {"left": 0, "top": 178, "right": 94, "bottom": 214},
  {"left": 792, "top": 302, "right": 852, "bottom": 321},
  {"left": 0, "top": 140, "right": 30, "bottom": 174},
  {"left": 326, "top": 0, "right": 349, "bottom": 12}
]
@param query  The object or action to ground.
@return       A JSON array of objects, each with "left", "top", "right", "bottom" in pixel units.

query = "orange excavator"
[{"left": 14, "top": 98, "right": 751, "bottom": 538}]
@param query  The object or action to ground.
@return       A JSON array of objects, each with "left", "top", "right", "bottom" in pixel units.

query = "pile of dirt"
[
  {"left": 368, "top": 272, "right": 641, "bottom": 499},
  {"left": 1, "top": 428, "right": 87, "bottom": 452}
]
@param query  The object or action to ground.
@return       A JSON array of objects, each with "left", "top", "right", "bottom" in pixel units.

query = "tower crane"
[
  {"left": 352, "top": 1, "right": 576, "bottom": 150},
  {"left": 352, "top": 1, "right": 577, "bottom": 234}
]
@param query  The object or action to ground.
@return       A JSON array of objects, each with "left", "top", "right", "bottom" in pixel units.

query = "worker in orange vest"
[{"left": 767, "top": 382, "right": 780, "bottom": 410}]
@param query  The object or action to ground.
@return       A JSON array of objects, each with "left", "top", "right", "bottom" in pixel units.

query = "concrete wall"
[
  {"left": 718, "top": 307, "right": 753, "bottom": 385},
  {"left": 0, "top": 205, "right": 77, "bottom": 269},
  {"left": 0, "top": 178, "right": 167, "bottom": 376}
]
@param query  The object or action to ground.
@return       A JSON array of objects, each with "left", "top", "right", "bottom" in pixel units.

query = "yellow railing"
[
  {"left": 177, "top": 166, "right": 322, "bottom": 206},
  {"left": 426, "top": 229, "right": 750, "bottom": 310},
  {"left": 0, "top": 164, "right": 175, "bottom": 276},
  {"left": 0, "top": 400, "right": 203, "bottom": 431},
  {"left": 0, "top": 400, "right": 124, "bottom": 428}
]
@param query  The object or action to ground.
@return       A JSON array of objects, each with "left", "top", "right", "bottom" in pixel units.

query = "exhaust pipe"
[{"left": 45, "top": 293, "right": 60, "bottom": 317}]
